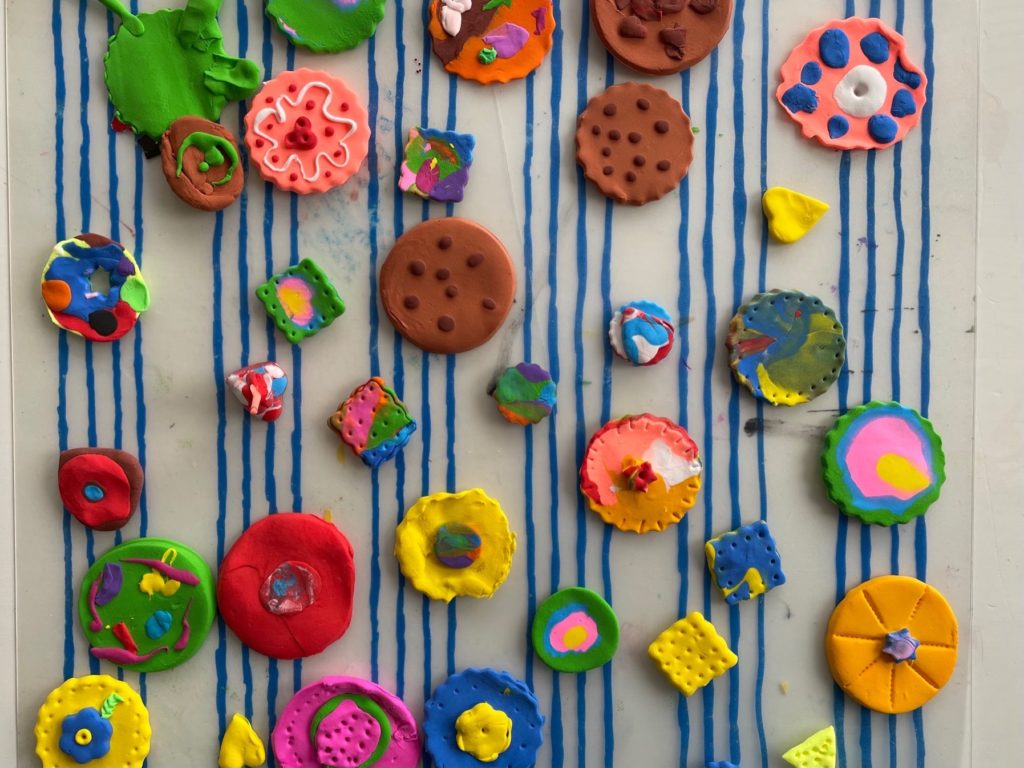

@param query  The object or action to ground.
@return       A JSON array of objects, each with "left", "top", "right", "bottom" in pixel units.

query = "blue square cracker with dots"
[{"left": 705, "top": 520, "right": 785, "bottom": 605}]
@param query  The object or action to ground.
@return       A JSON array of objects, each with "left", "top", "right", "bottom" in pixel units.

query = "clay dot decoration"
[
  {"left": 244, "top": 68, "right": 371, "bottom": 194},
  {"left": 395, "top": 489, "right": 516, "bottom": 602},
  {"left": 380, "top": 218, "right": 517, "bottom": 354},
  {"left": 532, "top": 587, "right": 619, "bottom": 673},
  {"left": 609, "top": 300, "right": 676, "bottom": 366},
  {"left": 826, "top": 575, "right": 958, "bottom": 714},
  {"left": 35, "top": 675, "right": 151, "bottom": 768},
  {"left": 271, "top": 676, "right": 421, "bottom": 767},
  {"left": 217, "top": 513, "right": 355, "bottom": 659},
  {"left": 423, "top": 668, "right": 544, "bottom": 768},
  {"left": 328, "top": 376, "right": 417, "bottom": 468},
  {"left": 160, "top": 116, "right": 243, "bottom": 212},
  {"left": 777, "top": 17, "right": 927, "bottom": 150},
  {"left": 266, "top": 0, "right": 387, "bottom": 53},
  {"left": 434, "top": 522, "right": 483, "bottom": 568},
  {"left": 491, "top": 362, "right": 557, "bottom": 425},
  {"left": 822, "top": 401, "right": 945, "bottom": 527},
  {"left": 57, "top": 448, "right": 144, "bottom": 531},
  {"left": 725, "top": 289, "right": 846, "bottom": 406},
  {"left": 40, "top": 234, "right": 150, "bottom": 342},
  {"left": 576, "top": 83, "right": 694, "bottom": 206},
  {"left": 78, "top": 538, "right": 216, "bottom": 672},
  {"left": 426, "top": 0, "right": 556, "bottom": 85},
  {"left": 580, "top": 414, "right": 703, "bottom": 534}
]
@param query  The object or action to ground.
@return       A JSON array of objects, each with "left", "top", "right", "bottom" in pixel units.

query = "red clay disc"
[
  {"left": 217, "top": 513, "right": 356, "bottom": 659},
  {"left": 58, "top": 449, "right": 143, "bottom": 530}
]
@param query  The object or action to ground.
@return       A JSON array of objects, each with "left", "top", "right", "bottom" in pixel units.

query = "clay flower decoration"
[
  {"left": 58, "top": 694, "right": 123, "bottom": 763},
  {"left": 245, "top": 69, "right": 371, "bottom": 194}
]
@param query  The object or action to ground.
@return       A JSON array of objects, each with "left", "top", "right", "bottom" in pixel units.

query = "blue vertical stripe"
[{"left": 212, "top": 208, "right": 229, "bottom": 733}]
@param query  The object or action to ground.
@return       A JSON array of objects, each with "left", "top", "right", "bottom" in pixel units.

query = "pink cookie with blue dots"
[{"left": 777, "top": 17, "right": 927, "bottom": 151}]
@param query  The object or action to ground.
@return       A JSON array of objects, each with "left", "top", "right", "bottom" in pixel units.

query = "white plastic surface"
[{"left": 6, "top": 0, "right": 979, "bottom": 766}]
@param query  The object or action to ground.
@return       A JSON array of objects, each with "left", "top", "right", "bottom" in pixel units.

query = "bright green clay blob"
[
  {"left": 175, "top": 131, "right": 239, "bottom": 186},
  {"left": 265, "top": 0, "right": 387, "bottom": 54},
  {"left": 103, "top": 0, "right": 260, "bottom": 137}
]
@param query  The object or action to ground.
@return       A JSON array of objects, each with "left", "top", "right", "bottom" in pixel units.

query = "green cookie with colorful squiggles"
[
  {"left": 266, "top": 0, "right": 387, "bottom": 53},
  {"left": 98, "top": 0, "right": 260, "bottom": 137}
]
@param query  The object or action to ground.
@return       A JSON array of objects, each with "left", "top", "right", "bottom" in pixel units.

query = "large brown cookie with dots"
[
  {"left": 576, "top": 83, "right": 694, "bottom": 206},
  {"left": 590, "top": 0, "right": 734, "bottom": 76},
  {"left": 380, "top": 218, "right": 516, "bottom": 354}
]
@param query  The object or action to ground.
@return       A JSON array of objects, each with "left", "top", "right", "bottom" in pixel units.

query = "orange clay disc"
[
  {"left": 426, "top": 0, "right": 556, "bottom": 85},
  {"left": 579, "top": 414, "right": 702, "bottom": 534},
  {"left": 825, "top": 575, "right": 958, "bottom": 714}
]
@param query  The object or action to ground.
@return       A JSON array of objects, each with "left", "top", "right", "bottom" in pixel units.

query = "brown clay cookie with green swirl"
[{"left": 160, "top": 116, "right": 243, "bottom": 212}]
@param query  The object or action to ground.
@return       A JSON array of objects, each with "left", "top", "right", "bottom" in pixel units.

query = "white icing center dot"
[{"left": 833, "top": 65, "right": 887, "bottom": 118}]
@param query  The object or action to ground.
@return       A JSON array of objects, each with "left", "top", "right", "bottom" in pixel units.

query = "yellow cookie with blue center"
[
  {"left": 35, "top": 675, "right": 151, "bottom": 768},
  {"left": 395, "top": 489, "right": 516, "bottom": 602}
]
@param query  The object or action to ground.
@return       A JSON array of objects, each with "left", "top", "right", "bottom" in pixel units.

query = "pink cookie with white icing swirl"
[{"left": 244, "top": 68, "right": 371, "bottom": 194}]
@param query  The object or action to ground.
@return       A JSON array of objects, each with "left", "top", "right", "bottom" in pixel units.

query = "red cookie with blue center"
[
  {"left": 58, "top": 448, "right": 144, "bottom": 531},
  {"left": 216, "top": 513, "right": 356, "bottom": 659}
]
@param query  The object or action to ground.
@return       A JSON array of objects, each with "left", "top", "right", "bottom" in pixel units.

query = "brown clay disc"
[
  {"left": 590, "top": 0, "right": 734, "bottom": 76},
  {"left": 380, "top": 218, "right": 516, "bottom": 354},
  {"left": 160, "top": 116, "right": 244, "bottom": 212},
  {"left": 576, "top": 83, "right": 694, "bottom": 206}
]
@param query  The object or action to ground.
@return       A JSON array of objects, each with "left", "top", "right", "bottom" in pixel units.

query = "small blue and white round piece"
[
  {"left": 424, "top": 668, "right": 544, "bottom": 768},
  {"left": 833, "top": 65, "right": 888, "bottom": 118},
  {"left": 608, "top": 301, "right": 676, "bottom": 367}
]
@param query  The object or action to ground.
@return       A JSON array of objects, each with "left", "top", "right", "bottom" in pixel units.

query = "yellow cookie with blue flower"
[{"left": 34, "top": 675, "right": 151, "bottom": 767}]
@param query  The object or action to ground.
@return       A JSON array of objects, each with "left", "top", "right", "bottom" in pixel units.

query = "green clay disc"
[
  {"left": 265, "top": 0, "right": 387, "bottom": 53},
  {"left": 104, "top": 5, "right": 260, "bottom": 137},
  {"left": 531, "top": 587, "right": 619, "bottom": 673},
  {"left": 78, "top": 537, "right": 216, "bottom": 672},
  {"left": 821, "top": 401, "right": 946, "bottom": 527}
]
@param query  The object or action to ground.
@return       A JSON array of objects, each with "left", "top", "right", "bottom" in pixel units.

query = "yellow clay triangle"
[
  {"left": 219, "top": 713, "right": 266, "bottom": 768},
  {"left": 762, "top": 187, "right": 830, "bottom": 244},
  {"left": 782, "top": 725, "right": 836, "bottom": 768}
]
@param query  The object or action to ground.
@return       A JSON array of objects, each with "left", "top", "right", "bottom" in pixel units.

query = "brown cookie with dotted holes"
[
  {"left": 380, "top": 218, "right": 516, "bottom": 354},
  {"left": 576, "top": 83, "right": 694, "bottom": 206},
  {"left": 160, "top": 116, "right": 244, "bottom": 212},
  {"left": 590, "top": 0, "right": 734, "bottom": 76}
]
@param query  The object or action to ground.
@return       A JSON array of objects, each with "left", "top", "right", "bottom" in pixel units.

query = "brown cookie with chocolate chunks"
[
  {"left": 380, "top": 218, "right": 517, "bottom": 354},
  {"left": 576, "top": 83, "right": 694, "bottom": 206},
  {"left": 160, "top": 116, "right": 244, "bottom": 212},
  {"left": 590, "top": 0, "right": 734, "bottom": 76}
]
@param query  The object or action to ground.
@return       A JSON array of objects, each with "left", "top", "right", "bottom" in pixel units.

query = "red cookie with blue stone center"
[
  {"left": 58, "top": 448, "right": 144, "bottom": 531},
  {"left": 216, "top": 513, "right": 356, "bottom": 659}
]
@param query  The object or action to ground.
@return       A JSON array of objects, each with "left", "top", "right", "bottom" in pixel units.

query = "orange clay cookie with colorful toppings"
[
  {"left": 427, "top": 0, "right": 556, "bottom": 85},
  {"left": 826, "top": 575, "right": 958, "bottom": 714},
  {"left": 580, "top": 413, "right": 702, "bottom": 534}
]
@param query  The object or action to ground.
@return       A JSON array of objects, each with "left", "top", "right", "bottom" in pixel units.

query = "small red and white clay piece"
[
  {"left": 777, "top": 17, "right": 927, "bottom": 150},
  {"left": 217, "top": 512, "right": 356, "bottom": 659},
  {"left": 608, "top": 300, "right": 675, "bottom": 366},
  {"left": 244, "top": 68, "right": 371, "bottom": 194},
  {"left": 227, "top": 361, "right": 288, "bottom": 422},
  {"left": 58, "top": 448, "right": 144, "bottom": 531}
]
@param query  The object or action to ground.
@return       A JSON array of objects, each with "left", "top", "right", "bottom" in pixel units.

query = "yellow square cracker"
[{"left": 647, "top": 611, "right": 738, "bottom": 696}]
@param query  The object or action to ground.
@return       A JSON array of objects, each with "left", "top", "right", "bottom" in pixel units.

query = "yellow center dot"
[
  {"left": 454, "top": 702, "right": 512, "bottom": 763},
  {"left": 74, "top": 728, "right": 93, "bottom": 746},
  {"left": 563, "top": 625, "right": 588, "bottom": 650}
]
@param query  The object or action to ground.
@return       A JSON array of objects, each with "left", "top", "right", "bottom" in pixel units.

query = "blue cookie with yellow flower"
[
  {"left": 35, "top": 675, "right": 151, "bottom": 767},
  {"left": 424, "top": 668, "right": 544, "bottom": 768}
]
